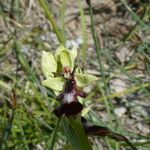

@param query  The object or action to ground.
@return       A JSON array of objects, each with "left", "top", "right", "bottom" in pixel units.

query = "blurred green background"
[{"left": 0, "top": 0, "right": 150, "bottom": 149}]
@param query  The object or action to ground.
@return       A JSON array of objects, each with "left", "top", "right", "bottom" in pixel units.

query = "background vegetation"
[{"left": 0, "top": 0, "right": 150, "bottom": 149}]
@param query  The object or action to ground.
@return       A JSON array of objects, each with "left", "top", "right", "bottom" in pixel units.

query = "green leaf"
[
  {"left": 41, "top": 51, "right": 57, "bottom": 78},
  {"left": 61, "top": 117, "right": 92, "bottom": 150},
  {"left": 42, "top": 77, "right": 65, "bottom": 91},
  {"left": 68, "top": 117, "right": 92, "bottom": 150},
  {"left": 75, "top": 73, "right": 98, "bottom": 87}
]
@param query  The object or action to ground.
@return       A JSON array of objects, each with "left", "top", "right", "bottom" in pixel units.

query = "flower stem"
[{"left": 49, "top": 118, "right": 60, "bottom": 150}]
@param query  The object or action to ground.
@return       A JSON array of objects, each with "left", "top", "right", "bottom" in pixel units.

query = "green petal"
[
  {"left": 41, "top": 51, "right": 57, "bottom": 78},
  {"left": 55, "top": 45, "right": 76, "bottom": 72},
  {"left": 55, "top": 45, "right": 66, "bottom": 61},
  {"left": 70, "top": 46, "right": 77, "bottom": 61},
  {"left": 75, "top": 67, "right": 83, "bottom": 74},
  {"left": 75, "top": 73, "right": 98, "bottom": 87},
  {"left": 55, "top": 45, "right": 67, "bottom": 73},
  {"left": 60, "top": 50, "right": 74, "bottom": 69},
  {"left": 42, "top": 77, "right": 65, "bottom": 91}
]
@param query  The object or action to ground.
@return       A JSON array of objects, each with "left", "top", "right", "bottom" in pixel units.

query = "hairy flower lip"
[{"left": 53, "top": 102, "right": 83, "bottom": 118}]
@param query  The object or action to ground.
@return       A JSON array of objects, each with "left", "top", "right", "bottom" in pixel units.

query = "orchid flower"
[
  {"left": 41, "top": 46, "right": 137, "bottom": 150},
  {"left": 41, "top": 45, "right": 98, "bottom": 117}
]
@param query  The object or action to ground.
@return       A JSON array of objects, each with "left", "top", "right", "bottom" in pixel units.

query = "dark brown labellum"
[
  {"left": 53, "top": 102, "right": 83, "bottom": 118},
  {"left": 64, "top": 101, "right": 83, "bottom": 116},
  {"left": 53, "top": 103, "right": 67, "bottom": 118}
]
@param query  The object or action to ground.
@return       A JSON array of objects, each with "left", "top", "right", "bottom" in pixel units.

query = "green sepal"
[
  {"left": 75, "top": 73, "right": 98, "bottom": 87},
  {"left": 41, "top": 51, "right": 57, "bottom": 78}
]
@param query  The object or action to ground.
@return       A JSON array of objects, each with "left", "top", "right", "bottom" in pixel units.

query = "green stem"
[
  {"left": 38, "top": 0, "right": 64, "bottom": 44},
  {"left": 78, "top": 0, "right": 88, "bottom": 68},
  {"left": 88, "top": 0, "right": 114, "bottom": 127},
  {"left": 121, "top": 0, "right": 148, "bottom": 28},
  {"left": 49, "top": 118, "right": 60, "bottom": 150},
  {"left": 60, "top": 0, "right": 67, "bottom": 45}
]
